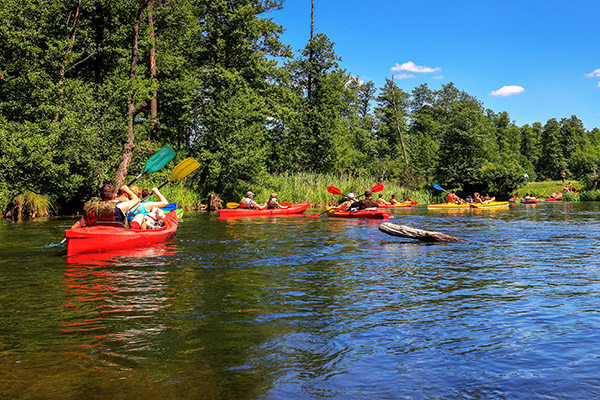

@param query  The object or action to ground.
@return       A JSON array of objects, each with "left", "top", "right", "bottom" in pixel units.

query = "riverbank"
[{"left": 5, "top": 175, "right": 600, "bottom": 219}]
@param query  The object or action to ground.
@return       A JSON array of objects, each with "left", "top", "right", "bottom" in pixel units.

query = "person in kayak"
[
  {"left": 266, "top": 193, "right": 288, "bottom": 209},
  {"left": 127, "top": 186, "right": 169, "bottom": 229},
  {"left": 240, "top": 192, "right": 266, "bottom": 209},
  {"left": 445, "top": 189, "right": 463, "bottom": 204},
  {"left": 350, "top": 190, "right": 379, "bottom": 210},
  {"left": 335, "top": 193, "right": 356, "bottom": 211},
  {"left": 72, "top": 184, "right": 140, "bottom": 229},
  {"left": 389, "top": 194, "right": 399, "bottom": 204},
  {"left": 377, "top": 194, "right": 391, "bottom": 207}
]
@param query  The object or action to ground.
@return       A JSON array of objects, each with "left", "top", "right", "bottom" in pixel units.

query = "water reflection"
[
  {"left": 3, "top": 204, "right": 600, "bottom": 398},
  {"left": 60, "top": 243, "right": 177, "bottom": 356}
]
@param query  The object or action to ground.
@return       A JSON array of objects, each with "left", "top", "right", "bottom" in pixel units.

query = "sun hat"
[
  {"left": 246, "top": 191, "right": 254, "bottom": 197},
  {"left": 347, "top": 193, "right": 355, "bottom": 199}
]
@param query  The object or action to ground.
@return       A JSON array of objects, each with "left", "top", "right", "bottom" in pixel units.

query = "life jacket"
[
  {"left": 83, "top": 199, "right": 119, "bottom": 226},
  {"left": 240, "top": 197, "right": 252, "bottom": 208}
]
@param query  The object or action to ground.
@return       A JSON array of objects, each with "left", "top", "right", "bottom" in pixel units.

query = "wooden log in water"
[{"left": 378, "top": 222, "right": 468, "bottom": 242}]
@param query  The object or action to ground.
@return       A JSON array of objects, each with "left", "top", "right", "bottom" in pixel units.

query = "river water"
[{"left": 1, "top": 202, "right": 600, "bottom": 399}]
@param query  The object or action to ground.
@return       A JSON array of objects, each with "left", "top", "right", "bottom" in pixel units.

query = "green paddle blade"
[{"left": 144, "top": 145, "right": 176, "bottom": 173}]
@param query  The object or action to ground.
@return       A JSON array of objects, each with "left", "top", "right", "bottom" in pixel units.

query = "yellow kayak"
[{"left": 427, "top": 201, "right": 510, "bottom": 210}]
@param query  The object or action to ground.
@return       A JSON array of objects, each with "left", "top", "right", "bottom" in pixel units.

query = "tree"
[{"left": 538, "top": 118, "right": 566, "bottom": 180}]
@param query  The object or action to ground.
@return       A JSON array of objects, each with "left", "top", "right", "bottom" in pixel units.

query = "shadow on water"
[{"left": 2, "top": 203, "right": 600, "bottom": 398}]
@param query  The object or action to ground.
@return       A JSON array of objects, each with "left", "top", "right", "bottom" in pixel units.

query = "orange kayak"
[{"left": 378, "top": 201, "right": 417, "bottom": 208}]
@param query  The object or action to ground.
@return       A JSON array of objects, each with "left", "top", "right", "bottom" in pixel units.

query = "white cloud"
[
  {"left": 392, "top": 61, "right": 441, "bottom": 74},
  {"left": 490, "top": 85, "right": 525, "bottom": 97},
  {"left": 393, "top": 73, "right": 415, "bottom": 80},
  {"left": 597, "top": 81, "right": 600, "bottom": 88},
  {"left": 585, "top": 68, "right": 600, "bottom": 78},
  {"left": 433, "top": 75, "right": 444, "bottom": 80}
]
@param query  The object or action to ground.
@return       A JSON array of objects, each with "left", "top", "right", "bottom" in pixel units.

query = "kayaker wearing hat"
[
  {"left": 240, "top": 191, "right": 266, "bottom": 209},
  {"left": 336, "top": 192, "right": 357, "bottom": 211},
  {"left": 350, "top": 189, "right": 379, "bottom": 210},
  {"left": 266, "top": 193, "right": 288, "bottom": 209}
]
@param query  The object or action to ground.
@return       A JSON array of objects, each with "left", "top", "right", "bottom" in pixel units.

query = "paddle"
[
  {"left": 39, "top": 148, "right": 178, "bottom": 249},
  {"left": 327, "top": 184, "right": 384, "bottom": 199},
  {"left": 309, "top": 184, "right": 385, "bottom": 218},
  {"left": 139, "top": 157, "right": 200, "bottom": 202},
  {"left": 127, "top": 145, "right": 175, "bottom": 186},
  {"left": 433, "top": 184, "right": 477, "bottom": 208}
]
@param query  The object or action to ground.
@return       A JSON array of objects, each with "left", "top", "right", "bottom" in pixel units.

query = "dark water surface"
[{"left": 1, "top": 202, "right": 600, "bottom": 399}]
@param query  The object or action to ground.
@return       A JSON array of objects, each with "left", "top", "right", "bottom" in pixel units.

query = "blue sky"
[{"left": 270, "top": 0, "right": 600, "bottom": 130}]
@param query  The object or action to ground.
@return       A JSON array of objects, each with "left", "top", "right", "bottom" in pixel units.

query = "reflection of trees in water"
[{"left": 61, "top": 244, "right": 176, "bottom": 354}]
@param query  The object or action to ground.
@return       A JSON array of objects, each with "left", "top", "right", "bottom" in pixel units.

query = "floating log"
[{"left": 378, "top": 222, "right": 468, "bottom": 242}]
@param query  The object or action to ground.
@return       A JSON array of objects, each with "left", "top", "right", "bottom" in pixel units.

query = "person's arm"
[
  {"left": 254, "top": 200, "right": 266, "bottom": 210},
  {"left": 71, "top": 217, "right": 85, "bottom": 229},
  {"left": 117, "top": 185, "right": 140, "bottom": 213},
  {"left": 144, "top": 187, "right": 169, "bottom": 211}
]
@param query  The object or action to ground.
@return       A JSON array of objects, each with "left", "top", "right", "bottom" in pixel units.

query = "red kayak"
[
  {"left": 326, "top": 207, "right": 391, "bottom": 219},
  {"left": 521, "top": 198, "right": 541, "bottom": 204},
  {"left": 218, "top": 202, "right": 310, "bottom": 218},
  {"left": 65, "top": 211, "right": 178, "bottom": 256}
]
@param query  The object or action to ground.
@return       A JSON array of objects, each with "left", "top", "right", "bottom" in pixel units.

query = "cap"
[
  {"left": 246, "top": 191, "right": 254, "bottom": 197},
  {"left": 347, "top": 193, "right": 355, "bottom": 199},
  {"left": 365, "top": 190, "right": 372, "bottom": 196},
  {"left": 271, "top": 193, "right": 277, "bottom": 198}
]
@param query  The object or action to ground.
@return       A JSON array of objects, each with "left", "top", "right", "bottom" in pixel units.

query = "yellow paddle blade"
[
  {"left": 170, "top": 157, "right": 200, "bottom": 181},
  {"left": 226, "top": 202, "right": 240, "bottom": 209}
]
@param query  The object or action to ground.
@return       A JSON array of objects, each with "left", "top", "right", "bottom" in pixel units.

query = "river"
[{"left": 1, "top": 202, "right": 599, "bottom": 399}]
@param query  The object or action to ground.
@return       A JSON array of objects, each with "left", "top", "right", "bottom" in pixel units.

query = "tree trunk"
[
  {"left": 53, "top": 0, "right": 82, "bottom": 123},
  {"left": 391, "top": 75, "right": 409, "bottom": 166},
  {"left": 307, "top": 0, "right": 314, "bottom": 100},
  {"left": 114, "top": 0, "right": 149, "bottom": 187},
  {"left": 148, "top": 0, "right": 159, "bottom": 139},
  {"left": 379, "top": 222, "right": 468, "bottom": 242}
]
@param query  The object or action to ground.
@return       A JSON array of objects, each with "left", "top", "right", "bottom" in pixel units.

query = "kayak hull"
[
  {"left": 427, "top": 201, "right": 510, "bottom": 210},
  {"left": 325, "top": 207, "right": 391, "bottom": 219},
  {"left": 218, "top": 202, "right": 310, "bottom": 218},
  {"left": 379, "top": 201, "right": 417, "bottom": 209},
  {"left": 65, "top": 211, "right": 178, "bottom": 256}
]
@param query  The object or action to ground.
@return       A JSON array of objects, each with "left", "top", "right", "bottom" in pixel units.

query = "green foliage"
[
  {"left": 477, "top": 160, "right": 525, "bottom": 198},
  {"left": 579, "top": 189, "right": 600, "bottom": 202},
  {"left": 3, "top": 0, "right": 600, "bottom": 219}
]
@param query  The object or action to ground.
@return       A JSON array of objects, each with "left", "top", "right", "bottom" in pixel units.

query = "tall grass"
[
  {"left": 3, "top": 191, "right": 55, "bottom": 220},
  {"left": 579, "top": 190, "right": 600, "bottom": 201},
  {"left": 241, "top": 171, "right": 431, "bottom": 207},
  {"left": 513, "top": 181, "right": 578, "bottom": 198}
]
